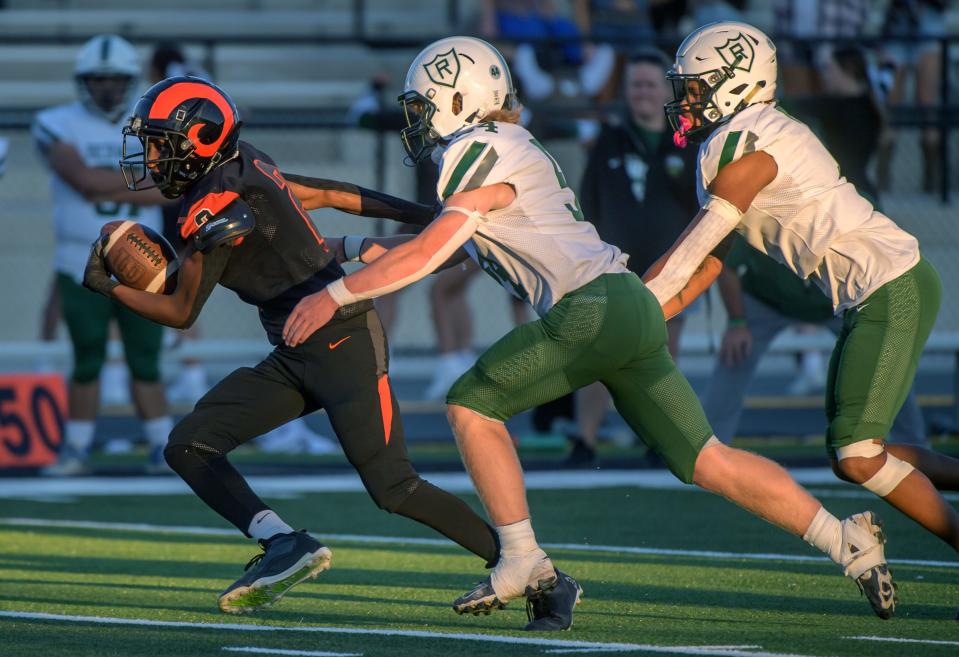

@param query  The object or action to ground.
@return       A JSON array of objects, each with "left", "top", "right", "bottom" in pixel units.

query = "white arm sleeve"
[
  {"left": 326, "top": 206, "right": 481, "bottom": 306},
  {"left": 645, "top": 195, "right": 742, "bottom": 306}
]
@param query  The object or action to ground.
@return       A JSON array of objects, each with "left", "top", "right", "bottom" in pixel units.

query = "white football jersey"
[
  {"left": 33, "top": 101, "right": 162, "bottom": 282},
  {"left": 437, "top": 121, "right": 628, "bottom": 317},
  {"left": 697, "top": 103, "right": 919, "bottom": 312}
]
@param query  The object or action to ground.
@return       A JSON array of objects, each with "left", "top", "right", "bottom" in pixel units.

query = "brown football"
[{"left": 101, "top": 221, "right": 179, "bottom": 294}]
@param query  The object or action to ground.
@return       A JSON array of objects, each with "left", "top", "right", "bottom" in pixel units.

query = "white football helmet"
[
  {"left": 74, "top": 34, "right": 141, "bottom": 122},
  {"left": 665, "top": 21, "right": 777, "bottom": 144},
  {"left": 399, "top": 36, "right": 516, "bottom": 163}
]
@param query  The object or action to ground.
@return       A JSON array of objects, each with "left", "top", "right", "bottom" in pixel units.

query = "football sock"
[
  {"left": 394, "top": 481, "right": 499, "bottom": 567},
  {"left": 143, "top": 416, "right": 174, "bottom": 449},
  {"left": 64, "top": 420, "right": 95, "bottom": 452},
  {"left": 490, "top": 519, "right": 553, "bottom": 601},
  {"left": 802, "top": 506, "right": 842, "bottom": 563},
  {"left": 248, "top": 510, "right": 294, "bottom": 542},
  {"left": 164, "top": 445, "right": 274, "bottom": 537},
  {"left": 496, "top": 519, "right": 540, "bottom": 557}
]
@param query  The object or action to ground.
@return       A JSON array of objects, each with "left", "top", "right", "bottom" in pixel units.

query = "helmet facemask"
[
  {"left": 399, "top": 88, "right": 470, "bottom": 165},
  {"left": 120, "top": 119, "right": 222, "bottom": 199},
  {"left": 77, "top": 73, "right": 136, "bottom": 122},
  {"left": 398, "top": 90, "right": 441, "bottom": 165}
]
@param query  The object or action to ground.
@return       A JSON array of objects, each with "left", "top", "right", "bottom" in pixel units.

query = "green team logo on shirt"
[{"left": 476, "top": 252, "right": 528, "bottom": 301}]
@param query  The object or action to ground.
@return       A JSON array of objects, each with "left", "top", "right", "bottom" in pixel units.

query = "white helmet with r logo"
[
  {"left": 665, "top": 21, "right": 777, "bottom": 145},
  {"left": 399, "top": 36, "right": 515, "bottom": 163}
]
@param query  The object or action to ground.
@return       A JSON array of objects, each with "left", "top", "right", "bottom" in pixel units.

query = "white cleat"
[{"left": 840, "top": 511, "right": 897, "bottom": 619}]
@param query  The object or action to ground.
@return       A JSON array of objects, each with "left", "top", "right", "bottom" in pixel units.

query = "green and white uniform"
[
  {"left": 443, "top": 121, "right": 713, "bottom": 483},
  {"left": 698, "top": 103, "right": 940, "bottom": 451},
  {"left": 34, "top": 101, "right": 164, "bottom": 383},
  {"left": 437, "top": 121, "right": 629, "bottom": 316}
]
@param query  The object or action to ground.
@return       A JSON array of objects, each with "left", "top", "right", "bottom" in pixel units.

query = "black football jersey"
[{"left": 178, "top": 141, "right": 368, "bottom": 344}]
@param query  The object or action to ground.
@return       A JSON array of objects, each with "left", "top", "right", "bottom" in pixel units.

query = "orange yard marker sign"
[{"left": 0, "top": 373, "right": 66, "bottom": 468}]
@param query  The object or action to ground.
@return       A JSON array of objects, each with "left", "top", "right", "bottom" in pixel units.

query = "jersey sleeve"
[
  {"left": 436, "top": 128, "right": 510, "bottom": 201},
  {"left": 32, "top": 108, "right": 68, "bottom": 159},
  {"left": 698, "top": 123, "right": 760, "bottom": 189}
]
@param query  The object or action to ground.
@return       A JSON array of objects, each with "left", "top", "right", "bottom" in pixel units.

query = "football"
[{"left": 101, "top": 220, "right": 179, "bottom": 294}]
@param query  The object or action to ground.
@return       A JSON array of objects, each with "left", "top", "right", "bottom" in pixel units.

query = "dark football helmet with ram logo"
[{"left": 120, "top": 76, "right": 241, "bottom": 198}]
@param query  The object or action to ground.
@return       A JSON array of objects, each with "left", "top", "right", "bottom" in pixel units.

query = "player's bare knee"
[
  {"left": 691, "top": 438, "right": 732, "bottom": 490},
  {"left": 835, "top": 440, "right": 915, "bottom": 496}
]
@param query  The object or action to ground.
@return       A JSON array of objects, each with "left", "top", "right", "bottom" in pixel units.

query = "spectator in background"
[
  {"left": 566, "top": 49, "right": 699, "bottom": 467},
  {"left": 774, "top": 0, "right": 869, "bottom": 96},
  {"left": 703, "top": 238, "right": 928, "bottom": 447},
  {"left": 791, "top": 46, "right": 884, "bottom": 204},
  {"left": 689, "top": 0, "right": 745, "bottom": 26},
  {"left": 34, "top": 35, "right": 174, "bottom": 475},
  {"left": 876, "top": 0, "right": 945, "bottom": 194},
  {"left": 480, "top": 0, "right": 616, "bottom": 100}
]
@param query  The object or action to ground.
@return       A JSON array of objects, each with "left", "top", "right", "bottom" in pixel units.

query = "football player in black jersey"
[{"left": 82, "top": 77, "right": 499, "bottom": 614}]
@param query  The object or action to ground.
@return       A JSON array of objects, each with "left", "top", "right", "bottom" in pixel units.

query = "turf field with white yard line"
[{"left": 1, "top": 474, "right": 956, "bottom": 656}]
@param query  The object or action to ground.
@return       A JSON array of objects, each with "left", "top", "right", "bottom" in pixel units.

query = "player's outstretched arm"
[
  {"left": 283, "top": 173, "right": 438, "bottom": 226},
  {"left": 283, "top": 183, "right": 514, "bottom": 346},
  {"left": 333, "top": 234, "right": 470, "bottom": 271},
  {"left": 84, "top": 242, "right": 229, "bottom": 329},
  {"left": 643, "top": 151, "right": 776, "bottom": 319}
]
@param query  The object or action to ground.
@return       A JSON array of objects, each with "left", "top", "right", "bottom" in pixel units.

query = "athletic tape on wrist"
[
  {"left": 326, "top": 278, "right": 358, "bottom": 307},
  {"left": 343, "top": 235, "right": 366, "bottom": 262},
  {"left": 704, "top": 194, "right": 743, "bottom": 224}
]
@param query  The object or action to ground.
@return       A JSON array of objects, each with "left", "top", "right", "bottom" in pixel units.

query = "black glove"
[{"left": 82, "top": 236, "right": 118, "bottom": 298}]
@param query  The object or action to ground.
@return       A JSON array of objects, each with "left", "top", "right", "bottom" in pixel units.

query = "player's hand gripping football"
[
  {"left": 82, "top": 235, "right": 118, "bottom": 298},
  {"left": 283, "top": 289, "right": 338, "bottom": 347}
]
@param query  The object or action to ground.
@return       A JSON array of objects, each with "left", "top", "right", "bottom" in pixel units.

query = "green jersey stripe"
[
  {"left": 442, "top": 141, "right": 487, "bottom": 199},
  {"left": 717, "top": 130, "right": 742, "bottom": 172},
  {"left": 33, "top": 122, "right": 61, "bottom": 145},
  {"left": 461, "top": 146, "right": 499, "bottom": 193}
]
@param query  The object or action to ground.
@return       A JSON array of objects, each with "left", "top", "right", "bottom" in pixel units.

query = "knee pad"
[{"left": 356, "top": 453, "right": 421, "bottom": 512}]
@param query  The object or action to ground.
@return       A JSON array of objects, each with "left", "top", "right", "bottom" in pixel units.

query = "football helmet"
[
  {"left": 665, "top": 21, "right": 777, "bottom": 145},
  {"left": 74, "top": 34, "right": 141, "bottom": 123},
  {"left": 119, "top": 76, "right": 241, "bottom": 198},
  {"left": 399, "top": 36, "right": 516, "bottom": 164}
]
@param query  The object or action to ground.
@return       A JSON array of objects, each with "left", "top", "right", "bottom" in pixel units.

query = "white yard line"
[
  {"left": 0, "top": 469, "right": 848, "bottom": 499},
  {"left": 0, "top": 610, "right": 824, "bottom": 657},
  {"left": 223, "top": 648, "right": 361, "bottom": 657},
  {"left": 844, "top": 635, "right": 959, "bottom": 647},
  {"left": 1, "top": 517, "right": 957, "bottom": 569}
]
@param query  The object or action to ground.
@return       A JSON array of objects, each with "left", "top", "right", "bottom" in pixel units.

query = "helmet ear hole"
[{"left": 452, "top": 92, "right": 463, "bottom": 116}]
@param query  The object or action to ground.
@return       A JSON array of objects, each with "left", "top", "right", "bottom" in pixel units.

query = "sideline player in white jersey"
[
  {"left": 33, "top": 34, "right": 174, "bottom": 475},
  {"left": 281, "top": 36, "right": 897, "bottom": 627},
  {"left": 648, "top": 20, "right": 959, "bottom": 598}
]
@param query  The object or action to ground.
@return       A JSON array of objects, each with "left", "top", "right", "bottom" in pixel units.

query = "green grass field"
[{"left": 1, "top": 480, "right": 957, "bottom": 657}]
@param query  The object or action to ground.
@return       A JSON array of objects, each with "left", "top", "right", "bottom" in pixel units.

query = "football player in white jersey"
[
  {"left": 647, "top": 21, "right": 959, "bottom": 600},
  {"left": 33, "top": 34, "right": 174, "bottom": 475},
  {"left": 282, "top": 36, "right": 897, "bottom": 626}
]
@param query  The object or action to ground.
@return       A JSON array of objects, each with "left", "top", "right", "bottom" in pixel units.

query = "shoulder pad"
[{"left": 193, "top": 199, "right": 255, "bottom": 253}]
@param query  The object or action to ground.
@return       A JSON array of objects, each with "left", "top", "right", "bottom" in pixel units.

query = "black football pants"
[{"left": 165, "top": 310, "right": 498, "bottom": 566}]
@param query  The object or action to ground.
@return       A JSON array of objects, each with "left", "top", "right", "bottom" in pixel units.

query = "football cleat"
[
  {"left": 840, "top": 511, "right": 897, "bottom": 619},
  {"left": 524, "top": 569, "right": 583, "bottom": 631},
  {"left": 452, "top": 577, "right": 506, "bottom": 616},
  {"left": 218, "top": 530, "right": 332, "bottom": 614}
]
